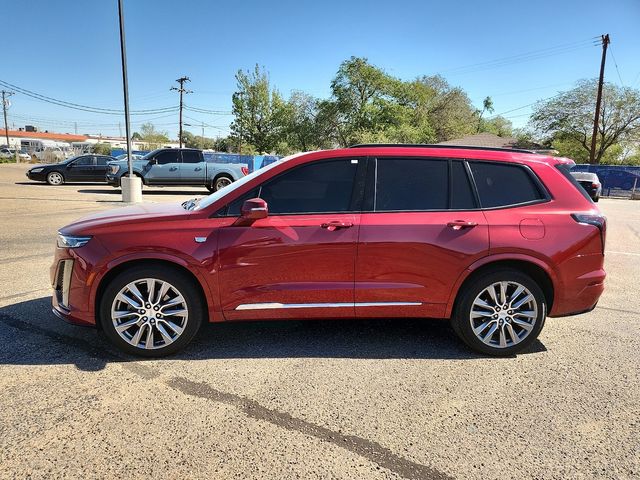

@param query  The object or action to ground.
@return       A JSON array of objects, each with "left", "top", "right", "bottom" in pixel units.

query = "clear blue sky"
[{"left": 3, "top": 0, "right": 639, "bottom": 139}]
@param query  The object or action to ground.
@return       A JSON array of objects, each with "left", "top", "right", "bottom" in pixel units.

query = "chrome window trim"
[{"left": 235, "top": 301, "right": 422, "bottom": 310}]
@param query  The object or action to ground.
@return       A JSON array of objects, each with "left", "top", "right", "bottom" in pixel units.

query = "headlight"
[
  {"left": 57, "top": 233, "right": 92, "bottom": 249},
  {"left": 30, "top": 167, "right": 44, "bottom": 173},
  {"left": 109, "top": 165, "right": 120, "bottom": 174}
]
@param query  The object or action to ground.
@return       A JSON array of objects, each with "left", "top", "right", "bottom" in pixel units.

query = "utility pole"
[
  {"left": 171, "top": 76, "right": 191, "bottom": 148},
  {"left": 237, "top": 91, "right": 243, "bottom": 155},
  {"left": 2, "top": 90, "right": 14, "bottom": 148},
  {"left": 589, "top": 34, "right": 610, "bottom": 164}
]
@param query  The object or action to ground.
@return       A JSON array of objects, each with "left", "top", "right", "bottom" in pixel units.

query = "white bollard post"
[{"left": 121, "top": 175, "right": 142, "bottom": 203}]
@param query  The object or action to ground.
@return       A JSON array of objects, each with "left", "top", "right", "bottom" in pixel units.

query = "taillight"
[
  {"left": 241, "top": 166, "right": 249, "bottom": 176},
  {"left": 571, "top": 214, "right": 606, "bottom": 253},
  {"left": 592, "top": 183, "right": 599, "bottom": 188}
]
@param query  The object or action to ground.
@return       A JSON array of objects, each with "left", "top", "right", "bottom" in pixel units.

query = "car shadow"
[
  {"left": 16, "top": 181, "right": 109, "bottom": 186},
  {"left": 78, "top": 189, "right": 208, "bottom": 196},
  {"left": 0, "top": 297, "right": 547, "bottom": 371}
]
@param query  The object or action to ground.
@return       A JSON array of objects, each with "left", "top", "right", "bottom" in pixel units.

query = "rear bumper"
[{"left": 549, "top": 258, "right": 606, "bottom": 317}]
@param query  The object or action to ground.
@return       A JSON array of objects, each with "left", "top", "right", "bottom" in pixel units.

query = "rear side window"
[
  {"left": 375, "top": 158, "right": 448, "bottom": 211},
  {"left": 470, "top": 162, "right": 545, "bottom": 208},
  {"left": 181, "top": 150, "right": 202, "bottom": 164}
]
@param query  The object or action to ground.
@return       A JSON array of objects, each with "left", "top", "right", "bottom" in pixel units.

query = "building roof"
[
  {"left": 0, "top": 129, "right": 88, "bottom": 142},
  {"left": 438, "top": 133, "right": 554, "bottom": 152}
]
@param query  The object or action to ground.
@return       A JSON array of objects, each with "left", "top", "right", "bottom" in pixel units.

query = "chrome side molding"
[{"left": 235, "top": 301, "right": 422, "bottom": 311}]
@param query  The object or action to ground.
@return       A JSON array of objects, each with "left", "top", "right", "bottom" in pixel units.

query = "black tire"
[
  {"left": 451, "top": 268, "right": 546, "bottom": 356},
  {"left": 99, "top": 265, "right": 204, "bottom": 357},
  {"left": 46, "top": 171, "right": 65, "bottom": 185},
  {"left": 212, "top": 174, "right": 233, "bottom": 192},
  {"left": 593, "top": 195, "right": 600, "bottom": 202}
]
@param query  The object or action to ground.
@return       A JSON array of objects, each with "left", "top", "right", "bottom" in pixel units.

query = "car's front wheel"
[
  {"left": 451, "top": 269, "right": 546, "bottom": 356},
  {"left": 99, "top": 266, "right": 204, "bottom": 357},
  {"left": 46, "top": 171, "right": 64, "bottom": 185}
]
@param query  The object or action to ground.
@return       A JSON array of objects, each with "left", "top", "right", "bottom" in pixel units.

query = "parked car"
[
  {"left": 52, "top": 145, "right": 606, "bottom": 357},
  {"left": 115, "top": 153, "right": 144, "bottom": 161},
  {"left": 106, "top": 148, "right": 248, "bottom": 191},
  {"left": 26, "top": 154, "right": 116, "bottom": 185},
  {"left": 0, "top": 147, "right": 31, "bottom": 160},
  {"left": 570, "top": 171, "right": 602, "bottom": 202}
]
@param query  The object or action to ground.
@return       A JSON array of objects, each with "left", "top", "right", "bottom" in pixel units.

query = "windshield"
[{"left": 193, "top": 159, "right": 285, "bottom": 211}]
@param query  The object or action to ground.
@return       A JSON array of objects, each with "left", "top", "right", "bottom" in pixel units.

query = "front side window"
[
  {"left": 470, "top": 162, "right": 545, "bottom": 208},
  {"left": 374, "top": 158, "right": 448, "bottom": 211},
  {"left": 154, "top": 150, "right": 180, "bottom": 165},
  {"left": 259, "top": 159, "right": 359, "bottom": 214},
  {"left": 74, "top": 156, "right": 93, "bottom": 166}
]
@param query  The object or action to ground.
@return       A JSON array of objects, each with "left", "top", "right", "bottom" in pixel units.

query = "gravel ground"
[{"left": 0, "top": 163, "right": 638, "bottom": 480}]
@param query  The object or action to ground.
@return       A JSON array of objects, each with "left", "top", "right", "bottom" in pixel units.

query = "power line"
[
  {"left": 442, "top": 37, "right": 599, "bottom": 75},
  {"left": 0, "top": 79, "right": 178, "bottom": 115},
  {"left": 608, "top": 43, "right": 625, "bottom": 87},
  {"left": 184, "top": 105, "right": 232, "bottom": 115}
]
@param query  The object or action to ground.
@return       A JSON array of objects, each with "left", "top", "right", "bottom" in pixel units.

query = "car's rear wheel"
[
  {"left": 210, "top": 175, "right": 233, "bottom": 192},
  {"left": 46, "top": 171, "right": 64, "bottom": 185},
  {"left": 99, "top": 266, "right": 204, "bottom": 357},
  {"left": 451, "top": 269, "right": 546, "bottom": 356}
]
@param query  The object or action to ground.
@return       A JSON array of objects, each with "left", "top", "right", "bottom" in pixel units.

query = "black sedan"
[{"left": 25, "top": 154, "right": 116, "bottom": 185}]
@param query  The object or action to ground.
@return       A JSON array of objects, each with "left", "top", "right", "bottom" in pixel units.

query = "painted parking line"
[{"left": 606, "top": 251, "right": 640, "bottom": 256}]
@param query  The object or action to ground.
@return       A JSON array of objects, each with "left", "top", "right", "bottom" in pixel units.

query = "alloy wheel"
[
  {"left": 110, "top": 278, "right": 189, "bottom": 350},
  {"left": 215, "top": 177, "right": 232, "bottom": 191},
  {"left": 469, "top": 281, "right": 538, "bottom": 348},
  {"left": 48, "top": 172, "right": 63, "bottom": 185}
]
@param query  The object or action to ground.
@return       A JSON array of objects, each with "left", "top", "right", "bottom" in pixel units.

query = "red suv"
[{"left": 51, "top": 145, "right": 606, "bottom": 357}]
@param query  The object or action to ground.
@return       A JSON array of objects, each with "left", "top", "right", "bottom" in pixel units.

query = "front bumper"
[
  {"left": 106, "top": 173, "right": 120, "bottom": 186},
  {"left": 26, "top": 170, "right": 47, "bottom": 182},
  {"left": 50, "top": 249, "right": 98, "bottom": 327}
]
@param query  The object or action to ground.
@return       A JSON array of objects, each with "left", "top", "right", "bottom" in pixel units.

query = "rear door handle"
[
  {"left": 195, "top": 167, "right": 202, "bottom": 171},
  {"left": 321, "top": 221, "right": 354, "bottom": 231},
  {"left": 169, "top": 167, "right": 178, "bottom": 171},
  {"left": 447, "top": 220, "right": 478, "bottom": 230}
]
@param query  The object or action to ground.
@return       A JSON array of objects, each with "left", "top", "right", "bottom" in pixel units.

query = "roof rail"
[{"left": 348, "top": 143, "right": 536, "bottom": 155}]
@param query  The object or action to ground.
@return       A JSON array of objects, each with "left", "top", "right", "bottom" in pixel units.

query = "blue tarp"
[{"left": 571, "top": 164, "right": 640, "bottom": 194}]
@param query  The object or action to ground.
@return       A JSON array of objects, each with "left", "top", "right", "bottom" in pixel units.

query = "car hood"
[{"left": 60, "top": 202, "right": 189, "bottom": 235}]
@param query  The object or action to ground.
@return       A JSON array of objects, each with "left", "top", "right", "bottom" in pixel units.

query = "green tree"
[
  {"left": 135, "top": 123, "right": 170, "bottom": 149},
  {"left": 92, "top": 142, "right": 112, "bottom": 155},
  {"left": 476, "top": 96, "right": 494, "bottom": 132},
  {"left": 231, "top": 65, "right": 287, "bottom": 153},
  {"left": 530, "top": 80, "right": 640, "bottom": 164}
]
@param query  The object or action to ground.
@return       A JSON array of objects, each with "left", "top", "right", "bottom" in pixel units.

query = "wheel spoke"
[
  {"left": 487, "top": 284, "right": 499, "bottom": 305},
  {"left": 482, "top": 323, "right": 498, "bottom": 344},
  {"left": 161, "top": 319, "right": 184, "bottom": 336},
  {"left": 155, "top": 323, "right": 174, "bottom": 345},
  {"left": 127, "top": 283, "right": 146, "bottom": 305},
  {"left": 130, "top": 324, "right": 145, "bottom": 346},
  {"left": 505, "top": 323, "right": 520, "bottom": 344},
  {"left": 499, "top": 326, "right": 507, "bottom": 347},
  {"left": 512, "top": 294, "right": 533, "bottom": 310},
  {"left": 514, "top": 310, "right": 536, "bottom": 319},
  {"left": 115, "top": 318, "right": 139, "bottom": 333},
  {"left": 113, "top": 310, "right": 137, "bottom": 319},
  {"left": 162, "top": 308, "right": 188, "bottom": 318},
  {"left": 117, "top": 292, "right": 141, "bottom": 309},
  {"left": 156, "top": 281, "right": 170, "bottom": 303},
  {"left": 145, "top": 325, "right": 154, "bottom": 349},
  {"left": 473, "top": 319, "right": 495, "bottom": 336},
  {"left": 473, "top": 298, "right": 494, "bottom": 310},
  {"left": 160, "top": 297, "right": 185, "bottom": 310},
  {"left": 499, "top": 282, "right": 508, "bottom": 305},
  {"left": 509, "top": 285, "right": 526, "bottom": 305},
  {"left": 512, "top": 318, "right": 534, "bottom": 332},
  {"left": 147, "top": 279, "right": 156, "bottom": 305}
]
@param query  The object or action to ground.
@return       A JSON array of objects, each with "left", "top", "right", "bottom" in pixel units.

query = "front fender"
[{"left": 90, "top": 250, "right": 222, "bottom": 323}]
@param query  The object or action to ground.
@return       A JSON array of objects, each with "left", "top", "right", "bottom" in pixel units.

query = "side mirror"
[{"left": 241, "top": 198, "right": 268, "bottom": 220}]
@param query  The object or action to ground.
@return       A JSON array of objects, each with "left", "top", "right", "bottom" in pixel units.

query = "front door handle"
[
  {"left": 321, "top": 221, "right": 354, "bottom": 231},
  {"left": 194, "top": 167, "right": 202, "bottom": 171},
  {"left": 169, "top": 167, "right": 178, "bottom": 171},
  {"left": 447, "top": 220, "right": 478, "bottom": 230}
]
